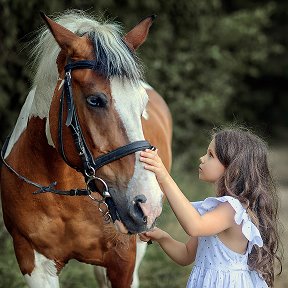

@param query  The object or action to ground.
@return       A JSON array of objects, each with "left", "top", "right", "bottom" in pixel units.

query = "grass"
[{"left": 0, "top": 159, "right": 213, "bottom": 288}]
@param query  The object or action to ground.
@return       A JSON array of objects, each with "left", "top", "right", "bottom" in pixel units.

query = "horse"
[{"left": 0, "top": 10, "right": 172, "bottom": 288}]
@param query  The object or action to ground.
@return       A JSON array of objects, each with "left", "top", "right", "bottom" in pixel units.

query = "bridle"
[
  {"left": 59, "top": 60, "right": 153, "bottom": 177},
  {"left": 1, "top": 59, "right": 155, "bottom": 224}
]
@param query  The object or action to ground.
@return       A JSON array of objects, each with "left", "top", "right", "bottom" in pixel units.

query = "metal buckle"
[
  {"left": 150, "top": 145, "right": 156, "bottom": 151},
  {"left": 84, "top": 166, "right": 95, "bottom": 178},
  {"left": 65, "top": 71, "right": 71, "bottom": 80}
]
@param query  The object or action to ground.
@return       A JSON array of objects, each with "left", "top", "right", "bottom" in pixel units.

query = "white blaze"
[
  {"left": 110, "top": 78, "right": 163, "bottom": 227},
  {"left": 111, "top": 78, "right": 147, "bottom": 141}
]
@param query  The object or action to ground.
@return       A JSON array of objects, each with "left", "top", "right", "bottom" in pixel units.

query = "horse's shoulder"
[{"left": 142, "top": 87, "right": 172, "bottom": 170}]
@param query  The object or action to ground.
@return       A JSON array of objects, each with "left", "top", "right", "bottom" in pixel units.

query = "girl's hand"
[
  {"left": 139, "top": 227, "right": 169, "bottom": 243},
  {"left": 139, "top": 149, "right": 170, "bottom": 184}
]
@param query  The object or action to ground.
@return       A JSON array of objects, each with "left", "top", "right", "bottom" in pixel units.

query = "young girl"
[{"left": 139, "top": 128, "right": 282, "bottom": 287}]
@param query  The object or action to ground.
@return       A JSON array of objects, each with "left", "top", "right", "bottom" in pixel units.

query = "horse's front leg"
[
  {"left": 94, "top": 266, "right": 112, "bottom": 288},
  {"left": 131, "top": 238, "right": 147, "bottom": 288},
  {"left": 106, "top": 257, "right": 135, "bottom": 288},
  {"left": 12, "top": 233, "right": 60, "bottom": 288},
  {"left": 94, "top": 237, "right": 147, "bottom": 288},
  {"left": 24, "top": 252, "right": 60, "bottom": 288},
  {"left": 103, "top": 236, "right": 137, "bottom": 288}
]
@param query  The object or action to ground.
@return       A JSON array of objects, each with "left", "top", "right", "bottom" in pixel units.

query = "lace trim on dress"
[{"left": 192, "top": 196, "right": 263, "bottom": 253}]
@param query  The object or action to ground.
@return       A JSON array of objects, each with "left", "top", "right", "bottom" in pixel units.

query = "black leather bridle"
[
  {"left": 1, "top": 59, "right": 155, "bottom": 224},
  {"left": 59, "top": 60, "right": 153, "bottom": 177}
]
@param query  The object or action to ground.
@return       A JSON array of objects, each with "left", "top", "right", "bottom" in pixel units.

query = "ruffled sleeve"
[{"left": 191, "top": 196, "right": 263, "bottom": 253}]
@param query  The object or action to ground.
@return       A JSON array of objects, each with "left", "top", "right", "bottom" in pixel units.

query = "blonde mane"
[{"left": 5, "top": 10, "right": 144, "bottom": 157}]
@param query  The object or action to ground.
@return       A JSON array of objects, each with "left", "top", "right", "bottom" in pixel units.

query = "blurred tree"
[
  {"left": 137, "top": 0, "right": 283, "bottom": 167},
  {"left": 0, "top": 0, "right": 286, "bottom": 162},
  {"left": 221, "top": 0, "right": 288, "bottom": 140},
  {"left": 0, "top": 1, "right": 287, "bottom": 287}
]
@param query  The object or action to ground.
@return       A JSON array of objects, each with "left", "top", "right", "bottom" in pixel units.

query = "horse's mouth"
[
  {"left": 112, "top": 209, "right": 129, "bottom": 234},
  {"left": 111, "top": 200, "right": 159, "bottom": 234},
  {"left": 114, "top": 219, "right": 129, "bottom": 234},
  {"left": 114, "top": 215, "right": 157, "bottom": 235}
]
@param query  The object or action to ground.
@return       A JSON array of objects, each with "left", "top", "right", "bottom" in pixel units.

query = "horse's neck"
[
  {"left": 4, "top": 116, "right": 86, "bottom": 207},
  {"left": 27, "top": 118, "right": 56, "bottom": 155},
  {"left": 10, "top": 117, "right": 75, "bottom": 181}
]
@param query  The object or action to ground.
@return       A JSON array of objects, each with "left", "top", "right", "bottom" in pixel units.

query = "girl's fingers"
[
  {"left": 139, "top": 233, "right": 151, "bottom": 242},
  {"left": 145, "top": 148, "right": 158, "bottom": 152},
  {"left": 140, "top": 152, "right": 161, "bottom": 163},
  {"left": 143, "top": 148, "right": 158, "bottom": 156},
  {"left": 139, "top": 156, "right": 159, "bottom": 166},
  {"left": 143, "top": 164, "right": 157, "bottom": 172},
  {"left": 140, "top": 151, "right": 155, "bottom": 158}
]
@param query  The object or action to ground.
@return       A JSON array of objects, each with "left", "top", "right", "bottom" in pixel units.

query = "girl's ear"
[{"left": 123, "top": 15, "right": 156, "bottom": 51}]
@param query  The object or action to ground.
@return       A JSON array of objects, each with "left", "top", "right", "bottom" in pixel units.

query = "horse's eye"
[{"left": 86, "top": 93, "right": 108, "bottom": 108}]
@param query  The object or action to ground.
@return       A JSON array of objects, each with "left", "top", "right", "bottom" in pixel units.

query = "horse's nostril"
[
  {"left": 129, "top": 195, "right": 148, "bottom": 225},
  {"left": 134, "top": 194, "right": 147, "bottom": 205}
]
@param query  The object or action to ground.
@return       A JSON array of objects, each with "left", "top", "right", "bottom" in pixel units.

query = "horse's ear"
[
  {"left": 123, "top": 15, "right": 156, "bottom": 51},
  {"left": 40, "top": 12, "right": 80, "bottom": 55}
]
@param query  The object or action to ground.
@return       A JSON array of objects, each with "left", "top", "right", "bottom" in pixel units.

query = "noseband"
[{"left": 1, "top": 59, "right": 155, "bottom": 224}]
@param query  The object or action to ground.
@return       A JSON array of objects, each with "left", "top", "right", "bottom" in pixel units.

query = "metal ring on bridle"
[{"left": 86, "top": 176, "right": 109, "bottom": 201}]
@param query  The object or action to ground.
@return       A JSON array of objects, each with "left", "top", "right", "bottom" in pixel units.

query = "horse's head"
[{"left": 37, "top": 12, "right": 162, "bottom": 234}]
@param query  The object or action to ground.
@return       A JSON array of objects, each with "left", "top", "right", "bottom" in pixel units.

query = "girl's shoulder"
[
  {"left": 192, "top": 196, "right": 244, "bottom": 216},
  {"left": 191, "top": 196, "right": 263, "bottom": 253}
]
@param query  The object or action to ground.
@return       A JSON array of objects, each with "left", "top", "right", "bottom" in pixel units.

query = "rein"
[{"left": 1, "top": 59, "right": 155, "bottom": 224}]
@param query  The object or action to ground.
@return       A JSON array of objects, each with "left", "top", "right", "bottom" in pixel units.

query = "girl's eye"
[
  {"left": 86, "top": 93, "right": 108, "bottom": 108},
  {"left": 209, "top": 152, "right": 213, "bottom": 158}
]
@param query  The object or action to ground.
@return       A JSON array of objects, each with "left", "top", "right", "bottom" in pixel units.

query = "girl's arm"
[
  {"left": 140, "top": 150, "right": 236, "bottom": 237},
  {"left": 139, "top": 228, "right": 198, "bottom": 266}
]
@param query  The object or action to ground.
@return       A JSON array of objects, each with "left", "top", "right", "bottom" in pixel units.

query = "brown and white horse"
[{"left": 0, "top": 11, "right": 172, "bottom": 288}]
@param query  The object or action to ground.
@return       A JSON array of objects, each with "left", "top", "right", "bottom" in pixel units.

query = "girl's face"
[{"left": 199, "top": 139, "right": 225, "bottom": 183}]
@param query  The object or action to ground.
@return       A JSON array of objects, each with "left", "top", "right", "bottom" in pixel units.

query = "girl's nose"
[{"left": 199, "top": 156, "right": 204, "bottom": 163}]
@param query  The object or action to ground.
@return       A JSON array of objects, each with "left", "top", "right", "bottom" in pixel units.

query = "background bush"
[
  {"left": 1, "top": 0, "right": 287, "bottom": 161},
  {"left": 0, "top": 0, "right": 287, "bottom": 287}
]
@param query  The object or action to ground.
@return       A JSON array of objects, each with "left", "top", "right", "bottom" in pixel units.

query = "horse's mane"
[
  {"left": 3, "top": 10, "right": 146, "bottom": 157},
  {"left": 29, "top": 10, "right": 143, "bottom": 119}
]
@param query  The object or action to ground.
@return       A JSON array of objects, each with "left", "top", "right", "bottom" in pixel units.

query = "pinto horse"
[{"left": 0, "top": 11, "right": 172, "bottom": 288}]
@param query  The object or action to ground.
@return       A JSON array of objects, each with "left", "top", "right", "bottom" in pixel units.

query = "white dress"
[{"left": 186, "top": 196, "right": 268, "bottom": 288}]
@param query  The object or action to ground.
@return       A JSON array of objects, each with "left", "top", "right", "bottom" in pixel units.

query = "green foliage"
[
  {"left": 139, "top": 1, "right": 284, "bottom": 168},
  {"left": 0, "top": 0, "right": 287, "bottom": 157},
  {"left": 59, "top": 260, "right": 97, "bottom": 288},
  {"left": 0, "top": 0, "right": 287, "bottom": 287}
]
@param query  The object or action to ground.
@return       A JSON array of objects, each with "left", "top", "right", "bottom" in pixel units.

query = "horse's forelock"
[{"left": 88, "top": 32, "right": 143, "bottom": 82}]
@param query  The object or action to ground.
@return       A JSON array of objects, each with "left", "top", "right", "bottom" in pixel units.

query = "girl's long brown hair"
[{"left": 213, "top": 127, "right": 282, "bottom": 287}]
